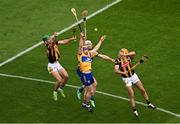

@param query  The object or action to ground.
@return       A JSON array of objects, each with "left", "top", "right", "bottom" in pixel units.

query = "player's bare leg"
[
  {"left": 77, "top": 77, "right": 97, "bottom": 104},
  {"left": 82, "top": 87, "right": 89, "bottom": 107},
  {"left": 92, "top": 77, "right": 97, "bottom": 93},
  {"left": 51, "top": 71, "right": 63, "bottom": 101},
  {"left": 58, "top": 67, "right": 69, "bottom": 98},
  {"left": 136, "top": 81, "right": 156, "bottom": 109},
  {"left": 90, "top": 77, "right": 97, "bottom": 107},
  {"left": 126, "top": 86, "right": 138, "bottom": 117},
  {"left": 136, "top": 81, "right": 149, "bottom": 101},
  {"left": 58, "top": 67, "right": 69, "bottom": 85},
  {"left": 87, "top": 86, "right": 93, "bottom": 112},
  {"left": 82, "top": 86, "right": 93, "bottom": 112}
]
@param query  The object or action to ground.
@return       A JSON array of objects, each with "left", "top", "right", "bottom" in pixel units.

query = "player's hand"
[
  {"left": 72, "top": 35, "right": 76, "bottom": 39},
  {"left": 100, "top": 35, "right": 106, "bottom": 42},
  {"left": 122, "top": 71, "right": 128, "bottom": 75},
  {"left": 80, "top": 32, "right": 85, "bottom": 37},
  {"left": 72, "top": 35, "right": 77, "bottom": 41},
  {"left": 54, "top": 32, "right": 58, "bottom": 37}
]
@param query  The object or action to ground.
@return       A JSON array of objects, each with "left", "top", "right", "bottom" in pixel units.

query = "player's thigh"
[
  {"left": 126, "top": 86, "right": 135, "bottom": 98},
  {"left": 86, "top": 85, "right": 93, "bottom": 94},
  {"left": 58, "top": 67, "right": 69, "bottom": 78},
  {"left": 51, "top": 71, "right": 62, "bottom": 82},
  {"left": 136, "top": 80, "right": 145, "bottom": 91},
  {"left": 84, "top": 87, "right": 88, "bottom": 96},
  {"left": 93, "top": 77, "right": 97, "bottom": 83},
  {"left": 92, "top": 76, "right": 97, "bottom": 87}
]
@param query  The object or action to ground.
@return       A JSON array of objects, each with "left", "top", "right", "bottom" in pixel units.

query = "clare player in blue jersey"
[{"left": 76, "top": 33, "right": 114, "bottom": 110}]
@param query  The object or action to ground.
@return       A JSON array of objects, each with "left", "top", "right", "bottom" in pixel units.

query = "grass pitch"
[{"left": 0, "top": 0, "right": 180, "bottom": 123}]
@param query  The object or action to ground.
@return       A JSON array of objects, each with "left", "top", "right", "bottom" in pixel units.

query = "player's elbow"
[
  {"left": 59, "top": 41, "right": 67, "bottom": 45},
  {"left": 100, "top": 55, "right": 108, "bottom": 60},
  {"left": 131, "top": 51, "right": 136, "bottom": 56},
  {"left": 63, "top": 74, "right": 69, "bottom": 81},
  {"left": 92, "top": 48, "right": 98, "bottom": 53},
  {"left": 101, "top": 55, "right": 106, "bottom": 60},
  {"left": 114, "top": 68, "right": 118, "bottom": 74}
]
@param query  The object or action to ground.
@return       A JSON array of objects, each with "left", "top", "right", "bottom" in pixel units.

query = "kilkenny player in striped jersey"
[
  {"left": 43, "top": 32, "right": 76, "bottom": 101},
  {"left": 114, "top": 48, "right": 156, "bottom": 117}
]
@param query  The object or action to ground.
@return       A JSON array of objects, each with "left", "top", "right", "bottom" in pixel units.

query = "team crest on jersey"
[{"left": 82, "top": 56, "right": 92, "bottom": 62}]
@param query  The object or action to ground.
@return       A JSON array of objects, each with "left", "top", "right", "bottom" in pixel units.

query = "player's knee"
[
  {"left": 86, "top": 92, "right": 91, "bottom": 98},
  {"left": 130, "top": 96, "right": 135, "bottom": 100},
  {"left": 93, "top": 82, "right": 97, "bottom": 87},
  {"left": 63, "top": 74, "right": 69, "bottom": 80},
  {"left": 90, "top": 90, "right": 94, "bottom": 96},
  {"left": 130, "top": 93, "right": 135, "bottom": 99},
  {"left": 57, "top": 78, "right": 61, "bottom": 83},
  {"left": 55, "top": 76, "right": 61, "bottom": 82}
]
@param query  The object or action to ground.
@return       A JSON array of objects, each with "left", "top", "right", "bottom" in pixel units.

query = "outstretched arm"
[
  {"left": 52, "top": 32, "right": 76, "bottom": 45},
  {"left": 98, "top": 53, "right": 115, "bottom": 63},
  {"left": 122, "top": 51, "right": 136, "bottom": 58},
  {"left": 58, "top": 36, "right": 76, "bottom": 45},
  {"left": 91, "top": 35, "right": 106, "bottom": 54},
  {"left": 78, "top": 32, "right": 85, "bottom": 54}
]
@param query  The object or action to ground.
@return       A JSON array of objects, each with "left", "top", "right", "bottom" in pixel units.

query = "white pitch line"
[
  {"left": 0, "top": 0, "right": 122, "bottom": 67},
  {"left": 0, "top": 72, "right": 179, "bottom": 118}
]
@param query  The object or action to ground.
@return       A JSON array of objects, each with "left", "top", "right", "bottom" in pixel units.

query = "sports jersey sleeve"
[
  {"left": 55, "top": 40, "right": 58, "bottom": 45},
  {"left": 114, "top": 59, "right": 120, "bottom": 65},
  {"left": 89, "top": 51, "right": 98, "bottom": 58},
  {"left": 92, "top": 51, "right": 98, "bottom": 57}
]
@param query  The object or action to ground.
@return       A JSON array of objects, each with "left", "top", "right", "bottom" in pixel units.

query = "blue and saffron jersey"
[{"left": 77, "top": 50, "right": 98, "bottom": 73}]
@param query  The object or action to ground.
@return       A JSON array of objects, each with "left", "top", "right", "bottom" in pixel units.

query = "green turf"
[
  {"left": 0, "top": 0, "right": 180, "bottom": 123},
  {"left": 0, "top": 0, "right": 114, "bottom": 63},
  {"left": 0, "top": 77, "right": 179, "bottom": 123}
]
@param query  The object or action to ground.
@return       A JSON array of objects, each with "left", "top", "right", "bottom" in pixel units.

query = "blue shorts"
[{"left": 81, "top": 72, "right": 94, "bottom": 86}]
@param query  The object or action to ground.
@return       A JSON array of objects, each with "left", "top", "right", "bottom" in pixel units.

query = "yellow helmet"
[{"left": 120, "top": 48, "right": 129, "bottom": 54}]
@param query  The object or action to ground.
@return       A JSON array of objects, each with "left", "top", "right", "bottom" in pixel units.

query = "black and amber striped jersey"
[
  {"left": 46, "top": 41, "right": 60, "bottom": 63},
  {"left": 115, "top": 57, "right": 135, "bottom": 78}
]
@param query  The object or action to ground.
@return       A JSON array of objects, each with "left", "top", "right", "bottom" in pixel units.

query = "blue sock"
[
  {"left": 79, "top": 86, "right": 84, "bottom": 93},
  {"left": 90, "top": 95, "right": 94, "bottom": 101}
]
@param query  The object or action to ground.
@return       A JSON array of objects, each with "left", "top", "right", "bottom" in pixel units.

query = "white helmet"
[{"left": 85, "top": 40, "right": 92, "bottom": 45}]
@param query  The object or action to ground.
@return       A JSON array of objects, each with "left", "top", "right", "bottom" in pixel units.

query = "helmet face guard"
[
  {"left": 83, "top": 46, "right": 89, "bottom": 51},
  {"left": 85, "top": 40, "right": 93, "bottom": 49}
]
